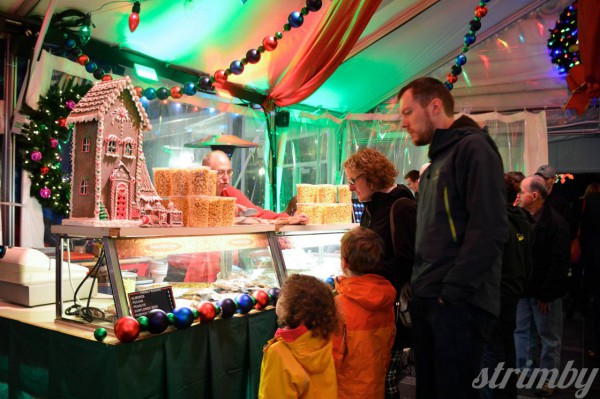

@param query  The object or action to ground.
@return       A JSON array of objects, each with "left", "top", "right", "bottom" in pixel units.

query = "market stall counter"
[{"left": 0, "top": 301, "right": 276, "bottom": 399}]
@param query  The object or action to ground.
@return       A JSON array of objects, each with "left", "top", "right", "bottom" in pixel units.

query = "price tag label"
[{"left": 128, "top": 287, "right": 176, "bottom": 318}]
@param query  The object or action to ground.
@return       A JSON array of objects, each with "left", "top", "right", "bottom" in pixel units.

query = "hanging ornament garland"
[
  {"left": 19, "top": 82, "right": 92, "bottom": 216},
  {"left": 444, "top": 0, "right": 492, "bottom": 91},
  {"left": 61, "top": 0, "right": 323, "bottom": 102},
  {"left": 547, "top": 1, "right": 580, "bottom": 75}
]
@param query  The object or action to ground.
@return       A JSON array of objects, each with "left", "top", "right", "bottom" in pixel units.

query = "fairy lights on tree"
[{"left": 19, "top": 83, "right": 92, "bottom": 216}]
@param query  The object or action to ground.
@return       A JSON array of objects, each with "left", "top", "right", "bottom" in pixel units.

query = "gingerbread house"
[{"left": 65, "top": 76, "right": 180, "bottom": 226}]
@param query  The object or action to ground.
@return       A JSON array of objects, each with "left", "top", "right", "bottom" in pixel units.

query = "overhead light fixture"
[
  {"left": 134, "top": 63, "right": 158, "bottom": 81},
  {"left": 129, "top": 1, "right": 141, "bottom": 32},
  {"left": 214, "top": 86, "right": 233, "bottom": 100}
]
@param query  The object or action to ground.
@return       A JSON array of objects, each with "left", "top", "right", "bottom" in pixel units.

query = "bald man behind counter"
[{"left": 202, "top": 150, "right": 289, "bottom": 219}]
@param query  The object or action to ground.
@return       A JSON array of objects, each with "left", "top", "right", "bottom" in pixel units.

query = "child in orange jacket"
[
  {"left": 333, "top": 227, "right": 397, "bottom": 399},
  {"left": 259, "top": 274, "right": 340, "bottom": 399}
]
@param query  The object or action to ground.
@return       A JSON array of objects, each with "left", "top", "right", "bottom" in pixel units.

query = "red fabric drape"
[
  {"left": 264, "top": 0, "right": 382, "bottom": 111},
  {"left": 565, "top": 0, "right": 600, "bottom": 115}
]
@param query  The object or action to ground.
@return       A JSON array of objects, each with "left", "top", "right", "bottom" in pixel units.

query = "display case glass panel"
[{"left": 52, "top": 226, "right": 281, "bottom": 327}]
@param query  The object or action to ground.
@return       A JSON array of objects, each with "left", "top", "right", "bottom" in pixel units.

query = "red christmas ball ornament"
[
  {"left": 31, "top": 150, "right": 42, "bottom": 162},
  {"left": 77, "top": 54, "right": 89, "bottom": 66},
  {"left": 102, "top": 74, "right": 113, "bottom": 82},
  {"left": 114, "top": 316, "right": 141, "bottom": 343},
  {"left": 40, "top": 166, "right": 50, "bottom": 175},
  {"left": 214, "top": 69, "right": 228, "bottom": 85},
  {"left": 475, "top": 6, "right": 487, "bottom": 18},
  {"left": 262, "top": 36, "right": 278, "bottom": 51},
  {"left": 134, "top": 86, "right": 143, "bottom": 97},
  {"left": 170, "top": 86, "right": 183, "bottom": 99},
  {"left": 447, "top": 74, "right": 458, "bottom": 84},
  {"left": 253, "top": 290, "right": 270, "bottom": 310},
  {"left": 50, "top": 137, "right": 58, "bottom": 148},
  {"left": 197, "top": 302, "right": 217, "bottom": 323},
  {"left": 58, "top": 117, "right": 67, "bottom": 128}
]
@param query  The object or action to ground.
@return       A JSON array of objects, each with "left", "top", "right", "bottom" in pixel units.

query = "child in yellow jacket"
[
  {"left": 259, "top": 274, "right": 339, "bottom": 399},
  {"left": 333, "top": 227, "right": 397, "bottom": 399}
]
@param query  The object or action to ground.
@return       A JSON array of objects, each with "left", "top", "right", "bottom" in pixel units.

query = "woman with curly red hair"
[
  {"left": 343, "top": 148, "right": 416, "bottom": 399},
  {"left": 259, "top": 274, "right": 339, "bottom": 398}
]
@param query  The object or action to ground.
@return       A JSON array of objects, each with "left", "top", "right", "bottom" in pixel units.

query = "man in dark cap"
[{"left": 535, "top": 164, "right": 570, "bottom": 223}]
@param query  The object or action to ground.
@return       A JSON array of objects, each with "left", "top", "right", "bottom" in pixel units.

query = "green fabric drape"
[{"left": 0, "top": 310, "right": 277, "bottom": 399}]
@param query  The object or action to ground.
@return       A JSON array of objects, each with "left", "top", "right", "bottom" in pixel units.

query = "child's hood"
[
  {"left": 336, "top": 274, "right": 396, "bottom": 311},
  {"left": 285, "top": 332, "right": 334, "bottom": 374}
]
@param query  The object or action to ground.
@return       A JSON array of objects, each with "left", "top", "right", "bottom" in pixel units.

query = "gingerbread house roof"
[
  {"left": 66, "top": 76, "right": 152, "bottom": 130},
  {"left": 138, "top": 154, "right": 162, "bottom": 203}
]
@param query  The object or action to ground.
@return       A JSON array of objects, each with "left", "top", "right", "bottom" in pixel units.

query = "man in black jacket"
[
  {"left": 514, "top": 175, "right": 570, "bottom": 397},
  {"left": 398, "top": 77, "right": 508, "bottom": 399}
]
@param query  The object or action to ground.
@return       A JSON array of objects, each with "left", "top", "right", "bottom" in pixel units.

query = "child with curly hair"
[
  {"left": 333, "top": 227, "right": 397, "bottom": 399},
  {"left": 259, "top": 274, "right": 339, "bottom": 399}
]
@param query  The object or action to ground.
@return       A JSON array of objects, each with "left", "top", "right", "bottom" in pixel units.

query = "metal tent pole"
[{"left": 2, "top": 35, "right": 16, "bottom": 246}]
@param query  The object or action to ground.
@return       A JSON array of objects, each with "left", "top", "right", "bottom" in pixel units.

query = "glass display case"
[
  {"left": 50, "top": 223, "right": 358, "bottom": 328},
  {"left": 275, "top": 224, "right": 358, "bottom": 281},
  {"left": 51, "top": 225, "right": 283, "bottom": 328}
]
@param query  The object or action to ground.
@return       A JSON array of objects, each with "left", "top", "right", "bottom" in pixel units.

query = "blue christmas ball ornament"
[
  {"left": 267, "top": 287, "right": 281, "bottom": 305},
  {"left": 306, "top": 0, "right": 322, "bottom": 12},
  {"left": 325, "top": 277, "right": 335, "bottom": 288},
  {"left": 183, "top": 82, "right": 197, "bottom": 96},
  {"left": 218, "top": 298, "right": 238, "bottom": 319},
  {"left": 173, "top": 307, "right": 195, "bottom": 329},
  {"left": 93, "top": 68, "right": 105, "bottom": 80},
  {"left": 455, "top": 54, "right": 467, "bottom": 66},
  {"left": 146, "top": 309, "right": 169, "bottom": 334},
  {"left": 230, "top": 60, "right": 244, "bottom": 75},
  {"left": 143, "top": 87, "right": 157, "bottom": 100},
  {"left": 288, "top": 11, "right": 304, "bottom": 28},
  {"left": 156, "top": 87, "right": 169, "bottom": 100},
  {"left": 464, "top": 33, "right": 476, "bottom": 46},
  {"left": 85, "top": 62, "right": 97, "bottom": 73},
  {"left": 444, "top": 81, "right": 454, "bottom": 90},
  {"left": 235, "top": 294, "right": 254, "bottom": 314},
  {"left": 65, "top": 38, "right": 77, "bottom": 49}
]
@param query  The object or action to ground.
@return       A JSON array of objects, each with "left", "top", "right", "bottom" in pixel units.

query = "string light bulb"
[
  {"left": 129, "top": 2, "right": 141, "bottom": 32},
  {"left": 79, "top": 13, "right": 92, "bottom": 46}
]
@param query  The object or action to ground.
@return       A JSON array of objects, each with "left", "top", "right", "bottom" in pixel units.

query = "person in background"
[
  {"left": 333, "top": 227, "right": 396, "bottom": 399},
  {"left": 343, "top": 148, "right": 416, "bottom": 399},
  {"left": 202, "top": 150, "right": 289, "bottom": 219},
  {"left": 514, "top": 175, "right": 570, "bottom": 397},
  {"left": 259, "top": 274, "right": 339, "bottom": 399},
  {"left": 398, "top": 77, "right": 507, "bottom": 399},
  {"left": 579, "top": 183, "right": 600, "bottom": 360},
  {"left": 404, "top": 170, "right": 420, "bottom": 200},
  {"left": 481, "top": 171, "right": 533, "bottom": 399},
  {"left": 534, "top": 164, "right": 570, "bottom": 223}
]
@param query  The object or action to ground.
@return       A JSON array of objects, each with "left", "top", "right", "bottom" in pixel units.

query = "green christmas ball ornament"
[
  {"left": 94, "top": 327, "right": 108, "bottom": 342},
  {"left": 137, "top": 315, "right": 149, "bottom": 331},
  {"left": 191, "top": 308, "right": 200, "bottom": 319},
  {"left": 167, "top": 312, "right": 176, "bottom": 325}
]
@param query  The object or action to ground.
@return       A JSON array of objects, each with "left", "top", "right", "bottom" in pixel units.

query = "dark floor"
[{"left": 397, "top": 303, "right": 600, "bottom": 398}]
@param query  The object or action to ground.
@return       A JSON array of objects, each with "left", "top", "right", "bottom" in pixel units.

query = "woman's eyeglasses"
[{"left": 347, "top": 174, "right": 364, "bottom": 185}]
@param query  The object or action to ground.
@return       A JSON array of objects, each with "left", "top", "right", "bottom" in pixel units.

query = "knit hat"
[{"left": 535, "top": 165, "right": 557, "bottom": 179}]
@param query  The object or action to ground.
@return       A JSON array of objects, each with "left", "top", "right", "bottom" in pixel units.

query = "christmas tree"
[{"left": 19, "top": 81, "right": 92, "bottom": 216}]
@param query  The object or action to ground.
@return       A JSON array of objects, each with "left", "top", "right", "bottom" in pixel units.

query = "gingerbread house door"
[
  {"left": 109, "top": 164, "right": 133, "bottom": 220},
  {"left": 115, "top": 183, "right": 129, "bottom": 219}
]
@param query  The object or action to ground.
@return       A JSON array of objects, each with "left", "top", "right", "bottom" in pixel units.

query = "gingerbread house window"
[
  {"left": 122, "top": 138, "right": 136, "bottom": 159},
  {"left": 105, "top": 135, "right": 119, "bottom": 157},
  {"left": 80, "top": 179, "right": 89, "bottom": 195},
  {"left": 82, "top": 136, "right": 91, "bottom": 152}
]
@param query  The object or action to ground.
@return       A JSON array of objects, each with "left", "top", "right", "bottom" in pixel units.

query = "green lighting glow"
[{"left": 134, "top": 63, "right": 158, "bottom": 81}]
